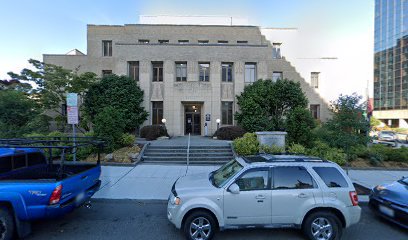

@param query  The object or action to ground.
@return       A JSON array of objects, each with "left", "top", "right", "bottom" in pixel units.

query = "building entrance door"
[{"left": 184, "top": 104, "right": 201, "bottom": 135}]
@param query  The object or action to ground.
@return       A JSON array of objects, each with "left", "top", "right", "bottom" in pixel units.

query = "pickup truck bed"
[{"left": 0, "top": 145, "right": 102, "bottom": 240}]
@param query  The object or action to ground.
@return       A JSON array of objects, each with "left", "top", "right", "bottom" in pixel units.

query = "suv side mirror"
[{"left": 228, "top": 183, "right": 240, "bottom": 194}]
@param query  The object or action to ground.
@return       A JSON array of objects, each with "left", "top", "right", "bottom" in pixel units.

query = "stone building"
[{"left": 43, "top": 23, "right": 330, "bottom": 136}]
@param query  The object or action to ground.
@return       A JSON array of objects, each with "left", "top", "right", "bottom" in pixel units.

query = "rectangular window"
[
  {"left": 272, "top": 71, "right": 283, "bottom": 82},
  {"left": 102, "top": 70, "right": 112, "bottom": 77},
  {"left": 198, "top": 40, "right": 209, "bottom": 44},
  {"left": 273, "top": 166, "right": 315, "bottom": 189},
  {"left": 221, "top": 63, "right": 233, "bottom": 82},
  {"left": 244, "top": 63, "right": 257, "bottom": 83},
  {"left": 272, "top": 43, "right": 282, "bottom": 59},
  {"left": 128, "top": 61, "right": 139, "bottom": 81},
  {"left": 199, "top": 63, "right": 210, "bottom": 82},
  {"left": 138, "top": 39, "right": 150, "bottom": 44},
  {"left": 313, "top": 167, "right": 349, "bottom": 188},
  {"left": 218, "top": 40, "right": 228, "bottom": 44},
  {"left": 178, "top": 40, "right": 189, "bottom": 44},
  {"left": 310, "top": 104, "right": 320, "bottom": 119},
  {"left": 152, "top": 101, "right": 163, "bottom": 125},
  {"left": 158, "top": 40, "right": 169, "bottom": 44},
  {"left": 152, "top": 62, "right": 163, "bottom": 82},
  {"left": 311, "top": 72, "right": 320, "bottom": 88},
  {"left": 102, "top": 40, "right": 112, "bottom": 56},
  {"left": 221, "top": 101, "right": 233, "bottom": 125},
  {"left": 237, "top": 40, "right": 248, "bottom": 44},
  {"left": 176, "top": 62, "right": 187, "bottom": 82}
]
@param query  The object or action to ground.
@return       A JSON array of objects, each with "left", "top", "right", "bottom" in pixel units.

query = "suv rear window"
[
  {"left": 313, "top": 167, "right": 349, "bottom": 188},
  {"left": 273, "top": 166, "right": 315, "bottom": 189}
]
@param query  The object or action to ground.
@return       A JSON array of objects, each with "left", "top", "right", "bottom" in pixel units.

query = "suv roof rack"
[{"left": 243, "top": 154, "right": 328, "bottom": 163}]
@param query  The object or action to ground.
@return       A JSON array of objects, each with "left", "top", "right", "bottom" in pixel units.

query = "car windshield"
[{"left": 210, "top": 159, "right": 243, "bottom": 188}]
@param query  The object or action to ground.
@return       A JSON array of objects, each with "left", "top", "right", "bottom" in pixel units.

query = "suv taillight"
[
  {"left": 349, "top": 191, "right": 358, "bottom": 206},
  {"left": 49, "top": 185, "right": 62, "bottom": 205}
]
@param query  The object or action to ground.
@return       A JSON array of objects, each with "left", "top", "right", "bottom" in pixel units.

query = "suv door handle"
[
  {"left": 298, "top": 193, "right": 308, "bottom": 198},
  {"left": 255, "top": 195, "right": 265, "bottom": 199}
]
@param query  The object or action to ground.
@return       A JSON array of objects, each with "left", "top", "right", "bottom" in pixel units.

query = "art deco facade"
[{"left": 44, "top": 24, "right": 330, "bottom": 136}]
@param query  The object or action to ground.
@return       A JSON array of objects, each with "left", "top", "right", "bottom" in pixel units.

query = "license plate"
[{"left": 379, "top": 205, "right": 394, "bottom": 217}]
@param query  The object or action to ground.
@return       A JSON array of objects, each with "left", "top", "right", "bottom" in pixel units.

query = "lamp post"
[
  {"left": 161, "top": 118, "right": 167, "bottom": 132},
  {"left": 216, "top": 118, "right": 221, "bottom": 130}
]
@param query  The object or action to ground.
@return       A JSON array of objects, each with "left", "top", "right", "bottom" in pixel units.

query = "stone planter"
[{"left": 255, "top": 131, "right": 287, "bottom": 148}]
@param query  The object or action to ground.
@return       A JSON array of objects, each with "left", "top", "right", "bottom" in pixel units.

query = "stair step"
[
  {"left": 147, "top": 146, "right": 231, "bottom": 149},
  {"left": 144, "top": 153, "right": 233, "bottom": 157},
  {"left": 143, "top": 156, "right": 232, "bottom": 161},
  {"left": 144, "top": 149, "right": 233, "bottom": 153}
]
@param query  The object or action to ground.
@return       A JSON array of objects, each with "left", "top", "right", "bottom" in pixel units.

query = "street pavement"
[
  {"left": 94, "top": 164, "right": 408, "bottom": 201},
  {"left": 27, "top": 200, "right": 408, "bottom": 240}
]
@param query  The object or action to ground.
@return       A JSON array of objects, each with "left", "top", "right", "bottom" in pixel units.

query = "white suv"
[{"left": 167, "top": 154, "right": 361, "bottom": 240}]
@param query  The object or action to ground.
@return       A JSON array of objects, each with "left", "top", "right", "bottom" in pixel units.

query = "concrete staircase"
[{"left": 141, "top": 145, "right": 234, "bottom": 165}]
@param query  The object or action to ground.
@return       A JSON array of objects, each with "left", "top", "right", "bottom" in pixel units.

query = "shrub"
[
  {"left": 214, "top": 126, "right": 246, "bottom": 140},
  {"left": 93, "top": 107, "right": 126, "bottom": 152},
  {"left": 370, "top": 144, "right": 408, "bottom": 162},
  {"left": 287, "top": 143, "right": 308, "bottom": 155},
  {"left": 140, "top": 125, "right": 169, "bottom": 141},
  {"left": 232, "top": 133, "right": 259, "bottom": 156},
  {"left": 307, "top": 141, "right": 347, "bottom": 165},
  {"left": 121, "top": 133, "right": 136, "bottom": 146},
  {"left": 286, "top": 107, "right": 316, "bottom": 147},
  {"left": 259, "top": 144, "right": 285, "bottom": 154}
]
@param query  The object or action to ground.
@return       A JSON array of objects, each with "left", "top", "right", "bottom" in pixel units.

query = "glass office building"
[{"left": 374, "top": 0, "right": 408, "bottom": 127}]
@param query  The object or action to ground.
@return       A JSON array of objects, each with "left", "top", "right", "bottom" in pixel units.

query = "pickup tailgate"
[{"left": 59, "top": 164, "right": 101, "bottom": 206}]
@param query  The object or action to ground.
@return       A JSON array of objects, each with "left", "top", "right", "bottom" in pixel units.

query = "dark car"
[{"left": 369, "top": 177, "right": 408, "bottom": 228}]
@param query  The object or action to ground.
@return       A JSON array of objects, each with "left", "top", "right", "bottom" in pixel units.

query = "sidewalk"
[{"left": 94, "top": 164, "right": 408, "bottom": 201}]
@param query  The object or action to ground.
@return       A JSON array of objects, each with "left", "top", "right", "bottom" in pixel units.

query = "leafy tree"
[
  {"left": 0, "top": 79, "right": 32, "bottom": 93},
  {"left": 286, "top": 107, "right": 316, "bottom": 147},
  {"left": 8, "top": 59, "right": 98, "bottom": 128},
  {"left": 0, "top": 90, "right": 50, "bottom": 137},
  {"left": 319, "top": 93, "right": 370, "bottom": 157},
  {"left": 235, "top": 79, "right": 308, "bottom": 132},
  {"left": 83, "top": 74, "right": 148, "bottom": 133},
  {"left": 370, "top": 116, "right": 382, "bottom": 128}
]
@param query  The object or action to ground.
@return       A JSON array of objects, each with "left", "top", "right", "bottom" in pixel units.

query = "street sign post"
[{"left": 67, "top": 93, "right": 78, "bottom": 161}]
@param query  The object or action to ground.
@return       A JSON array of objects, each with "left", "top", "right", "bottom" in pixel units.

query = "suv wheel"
[
  {"left": 302, "top": 211, "right": 342, "bottom": 240},
  {"left": 183, "top": 210, "right": 216, "bottom": 240},
  {"left": 0, "top": 208, "right": 14, "bottom": 240}
]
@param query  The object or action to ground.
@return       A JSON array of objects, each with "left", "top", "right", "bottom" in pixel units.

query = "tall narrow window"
[
  {"left": 176, "top": 62, "right": 187, "bottom": 82},
  {"left": 310, "top": 104, "right": 320, "bottom": 120},
  {"left": 245, "top": 63, "right": 257, "bottom": 83},
  {"left": 272, "top": 43, "right": 282, "bottom": 59},
  {"left": 222, "top": 63, "right": 233, "bottom": 82},
  {"left": 199, "top": 63, "right": 210, "bottom": 82},
  {"left": 222, "top": 102, "right": 233, "bottom": 125},
  {"left": 152, "top": 101, "right": 163, "bottom": 125},
  {"left": 128, "top": 61, "right": 139, "bottom": 81},
  {"left": 152, "top": 62, "right": 163, "bottom": 82},
  {"left": 138, "top": 39, "right": 150, "bottom": 44},
  {"left": 272, "top": 71, "right": 283, "bottom": 82},
  {"left": 102, "top": 40, "right": 112, "bottom": 56},
  {"left": 102, "top": 70, "right": 112, "bottom": 77},
  {"left": 311, "top": 72, "right": 320, "bottom": 88},
  {"left": 178, "top": 40, "right": 189, "bottom": 44}
]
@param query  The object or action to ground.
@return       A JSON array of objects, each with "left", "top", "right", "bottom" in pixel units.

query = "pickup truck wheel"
[
  {"left": 0, "top": 208, "right": 14, "bottom": 240},
  {"left": 302, "top": 211, "right": 342, "bottom": 240},
  {"left": 183, "top": 210, "right": 216, "bottom": 240}
]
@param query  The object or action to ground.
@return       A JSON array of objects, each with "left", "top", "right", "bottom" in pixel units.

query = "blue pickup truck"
[{"left": 0, "top": 139, "right": 102, "bottom": 240}]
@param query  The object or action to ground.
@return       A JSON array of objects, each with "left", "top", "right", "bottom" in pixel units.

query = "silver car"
[{"left": 167, "top": 154, "right": 361, "bottom": 240}]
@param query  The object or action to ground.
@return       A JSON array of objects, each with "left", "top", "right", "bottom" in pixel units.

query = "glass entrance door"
[{"left": 185, "top": 105, "right": 201, "bottom": 135}]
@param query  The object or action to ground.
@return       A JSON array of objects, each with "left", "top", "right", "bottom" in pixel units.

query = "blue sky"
[{"left": 0, "top": 0, "right": 374, "bottom": 80}]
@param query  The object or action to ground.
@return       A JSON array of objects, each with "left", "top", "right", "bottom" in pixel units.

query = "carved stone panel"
[
  {"left": 150, "top": 82, "right": 164, "bottom": 101},
  {"left": 221, "top": 83, "right": 234, "bottom": 101}
]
